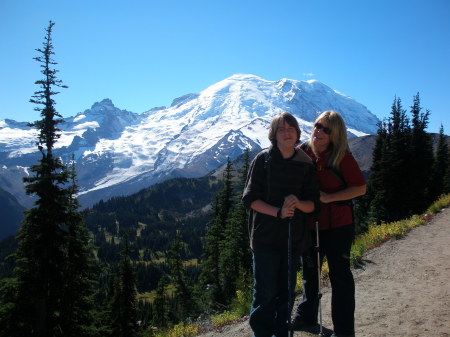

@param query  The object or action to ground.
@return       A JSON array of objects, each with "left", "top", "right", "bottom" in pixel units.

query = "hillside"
[
  {"left": 196, "top": 207, "right": 450, "bottom": 337},
  {"left": 0, "top": 187, "right": 25, "bottom": 238}
]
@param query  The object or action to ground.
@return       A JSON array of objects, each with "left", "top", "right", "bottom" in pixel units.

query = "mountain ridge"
[{"left": 0, "top": 74, "right": 379, "bottom": 210}]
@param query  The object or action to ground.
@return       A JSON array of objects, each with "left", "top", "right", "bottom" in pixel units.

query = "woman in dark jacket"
[
  {"left": 292, "top": 110, "right": 366, "bottom": 337},
  {"left": 242, "top": 112, "right": 320, "bottom": 337}
]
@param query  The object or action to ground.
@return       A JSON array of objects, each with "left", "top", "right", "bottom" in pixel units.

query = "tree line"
[{"left": 355, "top": 94, "right": 449, "bottom": 232}]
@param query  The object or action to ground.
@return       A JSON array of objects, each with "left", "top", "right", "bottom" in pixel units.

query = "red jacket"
[{"left": 302, "top": 145, "right": 366, "bottom": 230}]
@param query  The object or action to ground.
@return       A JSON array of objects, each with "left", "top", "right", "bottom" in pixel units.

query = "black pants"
[{"left": 294, "top": 224, "right": 355, "bottom": 335}]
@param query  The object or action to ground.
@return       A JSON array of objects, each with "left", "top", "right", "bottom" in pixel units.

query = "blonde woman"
[{"left": 292, "top": 111, "right": 366, "bottom": 337}]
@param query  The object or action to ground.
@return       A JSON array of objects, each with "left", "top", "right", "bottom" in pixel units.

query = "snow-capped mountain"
[{"left": 0, "top": 74, "right": 379, "bottom": 208}]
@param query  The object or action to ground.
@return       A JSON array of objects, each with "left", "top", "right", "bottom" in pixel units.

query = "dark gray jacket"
[{"left": 242, "top": 145, "right": 320, "bottom": 252}]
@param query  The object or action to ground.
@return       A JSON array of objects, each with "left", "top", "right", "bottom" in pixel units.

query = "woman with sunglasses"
[{"left": 292, "top": 110, "right": 366, "bottom": 337}]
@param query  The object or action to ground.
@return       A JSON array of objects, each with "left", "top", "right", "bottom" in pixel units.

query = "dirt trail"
[{"left": 197, "top": 207, "right": 450, "bottom": 337}]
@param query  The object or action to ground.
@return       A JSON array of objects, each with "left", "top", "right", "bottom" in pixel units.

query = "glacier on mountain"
[{"left": 0, "top": 74, "right": 379, "bottom": 208}]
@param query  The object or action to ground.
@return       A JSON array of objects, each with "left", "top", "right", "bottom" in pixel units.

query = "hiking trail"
[{"left": 197, "top": 207, "right": 450, "bottom": 337}]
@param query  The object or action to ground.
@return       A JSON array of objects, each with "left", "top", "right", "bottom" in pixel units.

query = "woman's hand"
[
  {"left": 281, "top": 196, "right": 297, "bottom": 218},
  {"left": 284, "top": 194, "right": 315, "bottom": 214}
]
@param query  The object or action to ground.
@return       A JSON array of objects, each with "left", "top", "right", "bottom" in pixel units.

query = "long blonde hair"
[{"left": 309, "top": 110, "right": 348, "bottom": 170}]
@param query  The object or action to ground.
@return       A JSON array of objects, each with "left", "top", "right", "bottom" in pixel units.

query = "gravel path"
[{"left": 196, "top": 207, "right": 450, "bottom": 337}]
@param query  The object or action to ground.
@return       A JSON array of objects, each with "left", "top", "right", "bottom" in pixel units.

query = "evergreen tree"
[
  {"left": 200, "top": 157, "right": 234, "bottom": 307},
  {"left": 384, "top": 97, "right": 412, "bottom": 221},
  {"left": 218, "top": 150, "right": 252, "bottom": 304},
  {"left": 3, "top": 21, "right": 95, "bottom": 337},
  {"left": 408, "top": 93, "right": 434, "bottom": 211},
  {"left": 152, "top": 278, "right": 168, "bottom": 328},
  {"left": 60, "top": 156, "right": 98, "bottom": 336},
  {"left": 443, "top": 154, "right": 450, "bottom": 195},
  {"left": 110, "top": 237, "right": 138, "bottom": 337},
  {"left": 355, "top": 120, "right": 390, "bottom": 231},
  {"left": 430, "top": 124, "right": 449, "bottom": 199},
  {"left": 167, "top": 232, "right": 196, "bottom": 321}
]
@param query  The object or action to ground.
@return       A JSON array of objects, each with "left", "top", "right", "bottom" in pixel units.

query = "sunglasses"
[{"left": 314, "top": 122, "right": 332, "bottom": 135}]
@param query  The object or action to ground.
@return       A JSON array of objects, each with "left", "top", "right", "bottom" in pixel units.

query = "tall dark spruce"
[
  {"left": 109, "top": 237, "right": 138, "bottom": 337},
  {"left": 167, "top": 231, "right": 196, "bottom": 321},
  {"left": 408, "top": 93, "right": 434, "bottom": 211},
  {"left": 200, "top": 157, "right": 234, "bottom": 307},
  {"left": 218, "top": 149, "right": 252, "bottom": 305},
  {"left": 430, "top": 125, "right": 449, "bottom": 199},
  {"left": 2, "top": 21, "right": 96, "bottom": 337}
]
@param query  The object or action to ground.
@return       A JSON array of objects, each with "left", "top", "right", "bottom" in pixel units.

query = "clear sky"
[{"left": 0, "top": 0, "right": 448, "bottom": 133}]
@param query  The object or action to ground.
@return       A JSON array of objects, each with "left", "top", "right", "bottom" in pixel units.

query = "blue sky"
[{"left": 0, "top": 0, "right": 448, "bottom": 133}]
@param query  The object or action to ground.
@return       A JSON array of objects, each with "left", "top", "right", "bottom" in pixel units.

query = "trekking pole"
[
  {"left": 315, "top": 220, "right": 324, "bottom": 336},
  {"left": 287, "top": 217, "right": 294, "bottom": 337}
]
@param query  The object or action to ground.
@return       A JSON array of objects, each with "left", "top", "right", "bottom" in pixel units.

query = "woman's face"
[
  {"left": 312, "top": 118, "right": 332, "bottom": 150},
  {"left": 276, "top": 121, "right": 298, "bottom": 150}
]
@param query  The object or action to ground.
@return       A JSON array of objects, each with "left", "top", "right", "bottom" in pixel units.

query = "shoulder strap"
[
  {"left": 301, "top": 143, "right": 352, "bottom": 207},
  {"left": 263, "top": 149, "right": 271, "bottom": 200},
  {"left": 300, "top": 142, "right": 309, "bottom": 152},
  {"left": 325, "top": 165, "right": 346, "bottom": 187},
  {"left": 292, "top": 147, "right": 313, "bottom": 164}
]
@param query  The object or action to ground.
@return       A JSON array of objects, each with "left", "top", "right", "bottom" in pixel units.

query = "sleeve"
[
  {"left": 340, "top": 152, "right": 366, "bottom": 187},
  {"left": 242, "top": 152, "right": 266, "bottom": 209}
]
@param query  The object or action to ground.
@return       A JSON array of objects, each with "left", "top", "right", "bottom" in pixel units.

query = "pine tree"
[
  {"left": 443, "top": 154, "right": 450, "bottom": 195},
  {"left": 200, "top": 157, "right": 234, "bottom": 307},
  {"left": 152, "top": 278, "right": 168, "bottom": 328},
  {"left": 408, "top": 93, "right": 434, "bottom": 212},
  {"left": 218, "top": 150, "right": 252, "bottom": 304},
  {"left": 59, "top": 156, "right": 98, "bottom": 336},
  {"left": 4, "top": 21, "right": 95, "bottom": 337},
  {"left": 364, "top": 122, "right": 386, "bottom": 225},
  {"left": 384, "top": 96, "right": 412, "bottom": 221},
  {"left": 110, "top": 237, "right": 138, "bottom": 337},
  {"left": 367, "top": 102, "right": 404, "bottom": 224},
  {"left": 167, "top": 231, "right": 196, "bottom": 321},
  {"left": 430, "top": 125, "right": 449, "bottom": 199}
]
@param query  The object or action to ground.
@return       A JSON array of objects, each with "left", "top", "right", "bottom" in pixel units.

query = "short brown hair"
[{"left": 268, "top": 112, "right": 301, "bottom": 145}]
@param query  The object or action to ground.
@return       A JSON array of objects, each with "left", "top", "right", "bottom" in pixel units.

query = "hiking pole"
[
  {"left": 315, "top": 220, "right": 324, "bottom": 337},
  {"left": 287, "top": 217, "right": 294, "bottom": 337}
]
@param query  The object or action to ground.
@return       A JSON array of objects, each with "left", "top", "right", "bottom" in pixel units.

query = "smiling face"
[
  {"left": 312, "top": 118, "right": 332, "bottom": 152},
  {"left": 276, "top": 121, "right": 298, "bottom": 151}
]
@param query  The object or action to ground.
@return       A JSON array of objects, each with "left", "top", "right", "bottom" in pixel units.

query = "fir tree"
[
  {"left": 430, "top": 124, "right": 449, "bottom": 198},
  {"left": 59, "top": 156, "right": 98, "bottom": 336},
  {"left": 443, "top": 154, "right": 450, "bottom": 195},
  {"left": 218, "top": 150, "right": 252, "bottom": 304},
  {"left": 3, "top": 21, "right": 95, "bottom": 337},
  {"left": 367, "top": 115, "right": 394, "bottom": 224},
  {"left": 152, "top": 278, "right": 168, "bottom": 328},
  {"left": 200, "top": 157, "right": 234, "bottom": 307},
  {"left": 408, "top": 93, "right": 434, "bottom": 211},
  {"left": 384, "top": 97, "right": 412, "bottom": 221},
  {"left": 167, "top": 231, "right": 196, "bottom": 321},
  {"left": 110, "top": 237, "right": 138, "bottom": 337}
]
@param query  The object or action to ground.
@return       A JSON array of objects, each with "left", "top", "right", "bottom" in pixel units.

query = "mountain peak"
[
  {"left": 90, "top": 98, "right": 115, "bottom": 111},
  {"left": 0, "top": 74, "right": 380, "bottom": 208}
]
